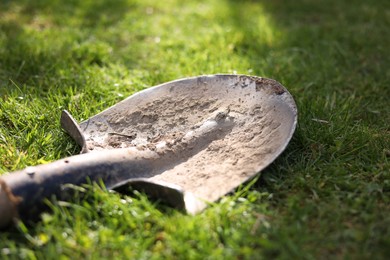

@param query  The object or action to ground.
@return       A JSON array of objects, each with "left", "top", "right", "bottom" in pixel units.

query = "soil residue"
[{"left": 78, "top": 75, "right": 296, "bottom": 205}]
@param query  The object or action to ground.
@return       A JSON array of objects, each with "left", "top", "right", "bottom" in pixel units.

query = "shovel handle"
[{"left": 0, "top": 148, "right": 157, "bottom": 229}]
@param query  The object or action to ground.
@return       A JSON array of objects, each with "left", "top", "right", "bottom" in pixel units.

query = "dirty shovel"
[{"left": 0, "top": 74, "right": 297, "bottom": 229}]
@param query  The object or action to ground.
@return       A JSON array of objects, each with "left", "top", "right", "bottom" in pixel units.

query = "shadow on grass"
[{"left": 0, "top": 0, "right": 137, "bottom": 91}]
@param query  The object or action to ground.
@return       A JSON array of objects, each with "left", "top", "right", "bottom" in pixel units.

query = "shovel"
[{"left": 0, "top": 74, "right": 297, "bottom": 228}]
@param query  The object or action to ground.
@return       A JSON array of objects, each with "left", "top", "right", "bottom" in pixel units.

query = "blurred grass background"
[{"left": 0, "top": 0, "right": 389, "bottom": 258}]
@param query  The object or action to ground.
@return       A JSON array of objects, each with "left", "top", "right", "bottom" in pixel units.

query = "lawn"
[{"left": 0, "top": 0, "right": 389, "bottom": 258}]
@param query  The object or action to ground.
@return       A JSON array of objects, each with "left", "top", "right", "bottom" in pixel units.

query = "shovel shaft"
[{"left": 0, "top": 148, "right": 157, "bottom": 228}]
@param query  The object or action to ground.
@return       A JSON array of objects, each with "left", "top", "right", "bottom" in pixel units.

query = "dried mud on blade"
[
  {"left": 67, "top": 74, "right": 297, "bottom": 211},
  {"left": 0, "top": 75, "right": 297, "bottom": 228}
]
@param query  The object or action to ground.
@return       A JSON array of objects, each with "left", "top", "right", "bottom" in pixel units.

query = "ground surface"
[{"left": 0, "top": 0, "right": 389, "bottom": 259}]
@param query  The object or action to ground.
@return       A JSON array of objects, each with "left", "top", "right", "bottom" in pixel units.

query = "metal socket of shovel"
[{"left": 0, "top": 75, "right": 297, "bottom": 228}]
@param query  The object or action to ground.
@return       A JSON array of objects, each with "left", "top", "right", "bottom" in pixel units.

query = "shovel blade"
[{"left": 71, "top": 74, "right": 297, "bottom": 211}]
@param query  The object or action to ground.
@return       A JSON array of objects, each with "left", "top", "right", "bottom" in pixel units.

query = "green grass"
[{"left": 1, "top": 0, "right": 389, "bottom": 258}]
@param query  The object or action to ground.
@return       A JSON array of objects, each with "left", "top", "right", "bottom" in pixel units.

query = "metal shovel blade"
[
  {"left": 65, "top": 74, "right": 297, "bottom": 209},
  {"left": 0, "top": 74, "right": 297, "bottom": 228}
]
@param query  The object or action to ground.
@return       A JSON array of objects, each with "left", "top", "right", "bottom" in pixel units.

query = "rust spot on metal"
[
  {"left": 253, "top": 77, "right": 286, "bottom": 95},
  {"left": 0, "top": 179, "right": 22, "bottom": 206},
  {"left": 0, "top": 179, "right": 22, "bottom": 226}
]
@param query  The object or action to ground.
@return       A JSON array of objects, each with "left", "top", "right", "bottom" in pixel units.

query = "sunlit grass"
[{"left": 1, "top": 0, "right": 389, "bottom": 258}]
